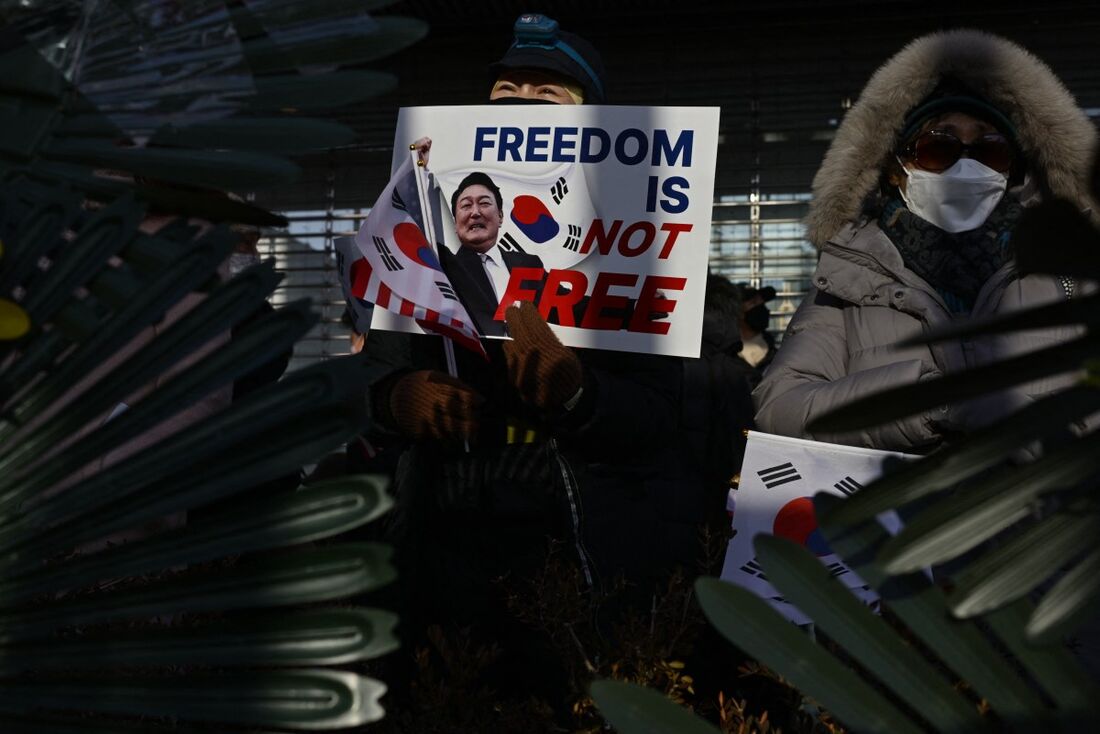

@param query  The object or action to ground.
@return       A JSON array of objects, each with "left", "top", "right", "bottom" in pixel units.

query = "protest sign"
[
  {"left": 370, "top": 104, "right": 720, "bottom": 358},
  {"left": 721, "top": 431, "right": 917, "bottom": 625}
]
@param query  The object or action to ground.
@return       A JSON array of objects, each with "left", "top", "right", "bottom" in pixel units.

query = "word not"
[
  {"left": 494, "top": 267, "right": 687, "bottom": 335},
  {"left": 580, "top": 219, "right": 693, "bottom": 259},
  {"left": 473, "top": 126, "right": 694, "bottom": 167}
]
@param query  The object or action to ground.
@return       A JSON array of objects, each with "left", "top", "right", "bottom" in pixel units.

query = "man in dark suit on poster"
[{"left": 441, "top": 171, "right": 545, "bottom": 337}]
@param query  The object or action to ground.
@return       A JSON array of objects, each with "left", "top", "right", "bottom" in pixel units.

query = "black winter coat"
[{"left": 360, "top": 325, "right": 715, "bottom": 623}]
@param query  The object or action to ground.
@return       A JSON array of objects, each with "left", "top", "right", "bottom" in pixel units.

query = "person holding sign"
[
  {"left": 754, "top": 30, "right": 1099, "bottom": 452},
  {"left": 362, "top": 13, "right": 705, "bottom": 706}
]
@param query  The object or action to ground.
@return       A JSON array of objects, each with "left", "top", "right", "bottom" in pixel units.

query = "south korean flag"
[
  {"left": 433, "top": 161, "right": 597, "bottom": 270},
  {"left": 350, "top": 156, "right": 486, "bottom": 357},
  {"left": 720, "top": 431, "right": 917, "bottom": 624}
]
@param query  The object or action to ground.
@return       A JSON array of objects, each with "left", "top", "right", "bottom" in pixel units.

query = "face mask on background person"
[
  {"left": 899, "top": 157, "right": 1008, "bottom": 233},
  {"left": 744, "top": 303, "right": 770, "bottom": 334}
]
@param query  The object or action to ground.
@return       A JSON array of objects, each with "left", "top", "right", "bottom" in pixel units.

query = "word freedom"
[{"left": 473, "top": 126, "right": 694, "bottom": 167}]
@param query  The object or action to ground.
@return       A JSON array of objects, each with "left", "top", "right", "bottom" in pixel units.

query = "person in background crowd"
[
  {"left": 734, "top": 283, "right": 778, "bottom": 387},
  {"left": 193, "top": 225, "right": 300, "bottom": 520},
  {"left": 693, "top": 274, "right": 755, "bottom": 502},
  {"left": 229, "top": 225, "right": 293, "bottom": 402},
  {"left": 26, "top": 181, "right": 274, "bottom": 544},
  {"left": 753, "top": 29, "right": 1099, "bottom": 453}
]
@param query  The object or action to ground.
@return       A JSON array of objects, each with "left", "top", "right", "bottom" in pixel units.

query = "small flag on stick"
[{"left": 350, "top": 154, "right": 486, "bottom": 358}]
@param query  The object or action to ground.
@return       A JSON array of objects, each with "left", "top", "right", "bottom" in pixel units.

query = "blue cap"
[{"left": 489, "top": 14, "right": 607, "bottom": 103}]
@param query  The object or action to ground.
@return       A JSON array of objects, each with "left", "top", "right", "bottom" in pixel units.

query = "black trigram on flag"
[
  {"left": 436, "top": 281, "right": 457, "bottom": 301},
  {"left": 498, "top": 232, "right": 521, "bottom": 253},
  {"left": 825, "top": 562, "right": 850, "bottom": 579},
  {"left": 739, "top": 559, "right": 768, "bottom": 581},
  {"left": 551, "top": 176, "right": 568, "bottom": 204},
  {"left": 563, "top": 224, "right": 582, "bottom": 252},
  {"left": 757, "top": 462, "right": 801, "bottom": 489},
  {"left": 372, "top": 236, "right": 403, "bottom": 272},
  {"left": 391, "top": 187, "right": 407, "bottom": 212},
  {"left": 834, "top": 476, "right": 863, "bottom": 496}
]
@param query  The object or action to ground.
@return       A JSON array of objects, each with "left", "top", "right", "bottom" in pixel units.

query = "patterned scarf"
[{"left": 879, "top": 195, "right": 1024, "bottom": 313}]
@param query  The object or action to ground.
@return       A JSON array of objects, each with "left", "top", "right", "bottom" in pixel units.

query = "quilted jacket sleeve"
[{"left": 753, "top": 288, "right": 941, "bottom": 452}]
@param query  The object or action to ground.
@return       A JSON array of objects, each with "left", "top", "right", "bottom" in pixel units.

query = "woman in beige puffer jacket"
[{"left": 754, "top": 29, "right": 1099, "bottom": 452}]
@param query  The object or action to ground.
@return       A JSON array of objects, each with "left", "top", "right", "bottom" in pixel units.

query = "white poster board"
[
  {"left": 721, "top": 431, "right": 917, "bottom": 624},
  {"left": 370, "top": 104, "right": 720, "bottom": 358}
]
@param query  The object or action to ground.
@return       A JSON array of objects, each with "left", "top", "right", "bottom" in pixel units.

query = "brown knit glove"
[
  {"left": 388, "top": 370, "right": 483, "bottom": 441},
  {"left": 503, "top": 301, "right": 583, "bottom": 413}
]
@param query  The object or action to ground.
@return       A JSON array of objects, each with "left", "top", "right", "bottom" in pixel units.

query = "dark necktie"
[{"left": 456, "top": 246, "right": 499, "bottom": 301}]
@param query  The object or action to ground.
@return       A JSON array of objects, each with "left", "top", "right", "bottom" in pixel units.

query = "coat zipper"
[
  {"left": 549, "top": 438, "right": 596, "bottom": 589},
  {"left": 825, "top": 235, "right": 1020, "bottom": 320},
  {"left": 822, "top": 236, "right": 966, "bottom": 373},
  {"left": 826, "top": 235, "right": 1025, "bottom": 373}
]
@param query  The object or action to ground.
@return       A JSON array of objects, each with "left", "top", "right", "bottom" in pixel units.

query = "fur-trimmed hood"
[{"left": 805, "top": 29, "right": 1099, "bottom": 249}]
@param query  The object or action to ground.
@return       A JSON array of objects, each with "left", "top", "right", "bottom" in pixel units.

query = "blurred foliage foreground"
[
  {"left": 0, "top": 1, "right": 431, "bottom": 730},
  {"left": 6, "top": 3, "right": 1100, "bottom": 732}
]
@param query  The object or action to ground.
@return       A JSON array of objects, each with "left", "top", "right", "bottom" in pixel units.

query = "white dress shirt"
[{"left": 477, "top": 242, "right": 512, "bottom": 302}]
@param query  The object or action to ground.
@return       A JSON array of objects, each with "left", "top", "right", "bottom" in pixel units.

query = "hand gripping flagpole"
[{"left": 409, "top": 147, "right": 460, "bottom": 381}]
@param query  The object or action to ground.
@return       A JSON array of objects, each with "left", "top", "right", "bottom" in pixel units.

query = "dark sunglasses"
[{"left": 902, "top": 130, "right": 1014, "bottom": 174}]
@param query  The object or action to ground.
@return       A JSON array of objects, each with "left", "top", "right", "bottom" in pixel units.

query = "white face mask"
[{"left": 899, "top": 158, "right": 1008, "bottom": 233}]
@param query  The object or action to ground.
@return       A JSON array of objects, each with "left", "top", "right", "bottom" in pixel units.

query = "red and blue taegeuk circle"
[
  {"left": 392, "top": 222, "right": 442, "bottom": 270},
  {"left": 510, "top": 195, "right": 559, "bottom": 243},
  {"left": 773, "top": 497, "right": 833, "bottom": 556}
]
